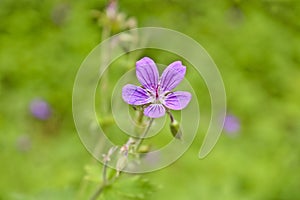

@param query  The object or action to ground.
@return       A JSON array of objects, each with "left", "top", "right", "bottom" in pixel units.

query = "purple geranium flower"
[
  {"left": 30, "top": 99, "right": 52, "bottom": 120},
  {"left": 223, "top": 114, "right": 240, "bottom": 134},
  {"left": 122, "top": 57, "right": 191, "bottom": 118}
]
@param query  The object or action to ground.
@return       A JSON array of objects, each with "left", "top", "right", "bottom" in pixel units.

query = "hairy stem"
[
  {"left": 102, "top": 162, "right": 108, "bottom": 185},
  {"left": 89, "top": 184, "right": 105, "bottom": 200},
  {"left": 134, "top": 109, "right": 145, "bottom": 136},
  {"left": 135, "top": 118, "right": 154, "bottom": 151},
  {"left": 167, "top": 110, "right": 174, "bottom": 122},
  {"left": 89, "top": 118, "right": 154, "bottom": 200},
  {"left": 100, "top": 15, "right": 112, "bottom": 115}
]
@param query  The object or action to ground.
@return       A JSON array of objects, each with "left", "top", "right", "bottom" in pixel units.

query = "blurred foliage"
[
  {"left": 1, "top": 0, "right": 300, "bottom": 199},
  {"left": 101, "top": 175, "right": 156, "bottom": 200}
]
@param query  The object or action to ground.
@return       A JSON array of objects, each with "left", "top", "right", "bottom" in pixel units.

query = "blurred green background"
[{"left": 1, "top": 0, "right": 300, "bottom": 199}]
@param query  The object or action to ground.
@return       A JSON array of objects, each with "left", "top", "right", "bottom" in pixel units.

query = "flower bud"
[
  {"left": 170, "top": 120, "right": 182, "bottom": 140},
  {"left": 116, "top": 155, "right": 127, "bottom": 176},
  {"left": 137, "top": 145, "right": 151, "bottom": 153},
  {"left": 102, "top": 146, "right": 118, "bottom": 162}
]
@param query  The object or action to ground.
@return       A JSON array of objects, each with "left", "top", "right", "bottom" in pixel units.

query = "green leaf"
[
  {"left": 101, "top": 175, "right": 157, "bottom": 200},
  {"left": 84, "top": 164, "right": 102, "bottom": 183}
]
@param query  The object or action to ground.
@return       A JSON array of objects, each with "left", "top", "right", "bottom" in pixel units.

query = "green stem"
[
  {"left": 89, "top": 184, "right": 105, "bottom": 200},
  {"left": 167, "top": 110, "right": 174, "bottom": 122},
  {"left": 89, "top": 159, "right": 109, "bottom": 200},
  {"left": 135, "top": 118, "right": 154, "bottom": 151},
  {"left": 88, "top": 15, "right": 112, "bottom": 200},
  {"left": 134, "top": 109, "right": 144, "bottom": 136},
  {"left": 89, "top": 118, "right": 154, "bottom": 200},
  {"left": 137, "top": 110, "right": 144, "bottom": 125},
  {"left": 102, "top": 162, "right": 108, "bottom": 185}
]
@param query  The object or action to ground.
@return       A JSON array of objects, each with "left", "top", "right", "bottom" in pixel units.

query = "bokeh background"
[{"left": 1, "top": 0, "right": 300, "bottom": 199}]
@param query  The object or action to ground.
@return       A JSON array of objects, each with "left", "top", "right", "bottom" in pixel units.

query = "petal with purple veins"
[
  {"left": 136, "top": 57, "right": 159, "bottom": 91},
  {"left": 122, "top": 84, "right": 153, "bottom": 105},
  {"left": 159, "top": 61, "right": 186, "bottom": 92},
  {"left": 162, "top": 91, "right": 191, "bottom": 110},
  {"left": 144, "top": 104, "right": 166, "bottom": 118}
]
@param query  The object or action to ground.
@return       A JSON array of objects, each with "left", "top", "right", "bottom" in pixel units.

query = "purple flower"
[
  {"left": 122, "top": 57, "right": 191, "bottom": 118},
  {"left": 30, "top": 99, "right": 51, "bottom": 120},
  {"left": 223, "top": 114, "right": 240, "bottom": 134}
]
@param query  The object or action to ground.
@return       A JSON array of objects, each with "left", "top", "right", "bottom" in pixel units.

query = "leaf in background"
[
  {"left": 101, "top": 175, "right": 157, "bottom": 200},
  {"left": 84, "top": 164, "right": 102, "bottom": 183}
]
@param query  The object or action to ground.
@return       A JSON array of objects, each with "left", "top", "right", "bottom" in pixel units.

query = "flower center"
[
  {"left": 148, "top": 85, "right": 162, "bottom": 104},
  {"left": 155, "top": 86, "right": 159, "bottom": 100}
]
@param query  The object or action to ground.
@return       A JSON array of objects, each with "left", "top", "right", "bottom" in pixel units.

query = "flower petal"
[
  {"left": 159, "top": 61, "right": 186, "bottom": 91},
  {"left": 163, "top": 91, "right": 191, "bottom": 110},
  {"left": 122, "top": 84, "right": 153, "bottom": 105},
  {"left": 144, "top": 104, "right": 166, "bottom": 118},
  {"left": 136, "top": 57, "right": 159, "bottom": 91}
]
